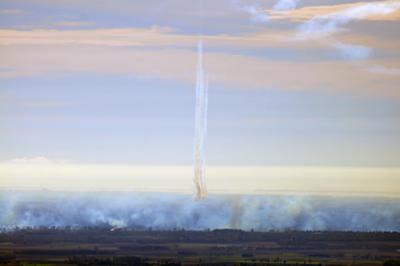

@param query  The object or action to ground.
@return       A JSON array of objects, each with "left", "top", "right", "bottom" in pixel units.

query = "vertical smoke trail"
[{"left": 193, "top": 40, "right": 208, "bottom": 200}]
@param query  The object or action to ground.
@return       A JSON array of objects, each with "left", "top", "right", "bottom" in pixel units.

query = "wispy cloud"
[
  {"left": 270, "top": 1, "right": 400, "bottom": 22},
  {"left": 53, "top": 21, "right": 95, "bottom": 28},
  {"left": 236, "top": 0, "right": 301, "bottom": 23},
  {"left": 332, "top": 41, "right": 372, "bottom": 60},
  {"left": 291, "top": 1, "right": 400, "bottom": 62},
  {"left": 368, "top": 65, "right": 400, "bottom": 76},
  {"left": 232, "top": 0, "right": 269, "bottom": 24},
  {"left": 8, "top": 156, "right": 52, "bottom": 164},
  {"left": 0, "top": 27, "right": 171, "bottom": 47},
  {"left": 3, "top": 43, "right": 400, "bottom": 98},
  {"left": 272, "top": 0, "right": 300, "bottom": 11},
  {"left": 6, "top": 156, "right": 67, "bottom": 165},
  {"left": 243, "top": 4, "right": 269, "bottom": 23},
  {"left": 297, "top": 1, "right": 400, "bottom": 40},
  {"left": 0, "top": 9, "right": 24, "bottom": 15},
  {"left": 1, "top": 28, "right": 399, "bottom": 97}
]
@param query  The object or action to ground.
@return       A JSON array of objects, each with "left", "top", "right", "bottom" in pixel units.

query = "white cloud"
[
  {"left": 368, "top": 65, "right": 400, "bottom": 76},
  {"left": 242, "top": 4, "right": 269, "bottom": 23},
  {"left": 297, "top": 0, "right": 400, "bottom": 40},
  {"left": 293, "top": 1, "right": 399, "bottom": 63},
  {"left": 0, "top": 9, "right": 24, "bottom": 15},
  {"left": 4, "top": 156, "right": 67, "bottom": 165},
  {"left": 232, "top": 0, "right": 269, "bottom": 23},
  {"left": 273, "top": 0, "right": 300, "bottom": 11},
  {"left": 237, "top": 0, "right": 301, "bottom": 23},
  {"left": 53, "top": 21, "right": 95, "bottom": 27},
  {"left": 7, "top": 156, "right": 52, "bottom": 164},
  {"left": 332, "top": 42, "right": 372, "bottom": 60}
]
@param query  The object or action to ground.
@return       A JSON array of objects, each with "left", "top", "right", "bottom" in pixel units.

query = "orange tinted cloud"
[
  {"left": 0, "top": 27, "right": 399, "bottom": 98},
  {"left": 269, "top": 0, "right": 400, "bottom": 22},
  {"left": 1, "top": 42, "right": 399, "bottom": 98}
]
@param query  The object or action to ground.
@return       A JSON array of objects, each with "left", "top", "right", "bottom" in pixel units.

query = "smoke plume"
[{"left": 193, "top": 40, "right": 208, "bottom": 199}]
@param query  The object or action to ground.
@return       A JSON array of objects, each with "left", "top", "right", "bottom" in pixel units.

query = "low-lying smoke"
[{"left": 1, "top": 191, "right": 400, "bottom": 232}]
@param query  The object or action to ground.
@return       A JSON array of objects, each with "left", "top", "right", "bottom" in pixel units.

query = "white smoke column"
[{"left": 193, "top": 40, "right": 208, "bottom": 200}]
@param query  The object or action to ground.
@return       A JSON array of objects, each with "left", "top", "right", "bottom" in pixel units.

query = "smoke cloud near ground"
[{"left": 1, "top": 191, "right": 399, "bottom": 232}]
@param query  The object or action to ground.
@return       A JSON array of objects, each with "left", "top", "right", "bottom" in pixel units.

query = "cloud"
[
  {"left": 232, "top": 0, "right": 269, "bottom": 24},
  {"left": 242, "top": 4, "right": 269, "bottom": 23},
  {"left": 1, "top": 39, "right": 400, "bottom": 98},
  {"left": 368, "top": 65, "right": 400, "bottom": 76},
  {"left": 0, "top": 27, "right": 173, "bottom": 47},
  {"left": 0, "top": 9, "right": 24, "bottom": 15},
  {"left": 3, "top": 156, "right": 69, "bottom": 165},
  {"left": 0, "top": 28, "right": 399, "bottom": 98},
  {"left": 0, "top": 27, "right": 296, "bottom": 51},
  {"left": 236, "top": 0, "right": 301, "bottom": 23},
  {"left": 270, "top": 1, "right": 400, "bottom": 23},
  {"left": 289, "top": 1, "right": 399, "bottom": 63},
  {"left": 332, "top": 41, "right": 372, "bottom": 60},
  {"left": 296, "top": 1, "right": 400, "bottom": 40},
  {"left": 7, "top": 156, "right": 52, "bottom": 164},
  {"left": 53, "top": 21, "right": 95, "bottom": 28},
  {"left": 0, "top": 0, "right": 249, "bottom": 34},
  {"left": 273, "top": 0, "right": 300, "bottom": 11}
]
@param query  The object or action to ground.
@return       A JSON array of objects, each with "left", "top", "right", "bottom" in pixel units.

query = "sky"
[{"left": 1, "top": 0, "right": 400, "bottom": 195}]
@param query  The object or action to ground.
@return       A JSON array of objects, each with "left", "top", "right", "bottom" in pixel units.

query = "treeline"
[
  {"left": 2, "top": 227, "right": 400, "bottom": 245},
  {"left": 67, "top": 256, "right": 180, "bottom": 266}
]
